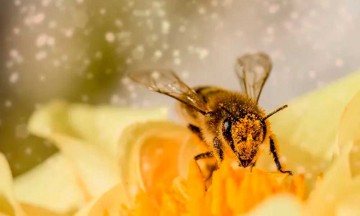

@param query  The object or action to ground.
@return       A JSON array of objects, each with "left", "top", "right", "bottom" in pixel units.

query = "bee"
[{"left": 129, "top": 52, "right": 292, "bottom": 175}]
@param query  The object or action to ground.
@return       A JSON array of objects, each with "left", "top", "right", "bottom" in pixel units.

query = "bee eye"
[{"left": 223, "top": 119, "right": 232, "bottom": 134}]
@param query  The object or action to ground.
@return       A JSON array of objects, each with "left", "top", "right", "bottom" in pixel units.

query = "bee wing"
[
  {"left": 128, "top": 69, "right": 210, "bottom": 115},
  {"left": 235, "top": 53, "right": 272, "bottom": 103}
]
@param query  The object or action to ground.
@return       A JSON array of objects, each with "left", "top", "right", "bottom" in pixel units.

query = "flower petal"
[
  {"left": 245, "top": 195, "right": 302, "bottom": 216},
  {"left": 75, "top": 184, "right": 129, "bottom": 216},
  {"left": 25, "top": 101, "right": 169, "bottom": 210},
  {"left": 269, "top": 71, "right": 360, "bottom": 173},
  {"left": 117, "top": 121, "right": 193, "bottom": 206},
  {"left": 0, "top": 153, "right": 25, "bottom": 216},
  {"left": 14, "top": 154, "right": 85, "bottom": 213},
  {"left": 304, "top": 146, "right": 352, "bottom": 215},
  {"left": 28, "top": 100, "right": 168, "bottom": 157},
  {"left": 337, "top": 91, "right": 360, "bottom": 175}
]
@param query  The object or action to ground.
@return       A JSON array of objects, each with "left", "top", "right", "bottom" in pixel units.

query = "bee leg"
[
  {"left": 269, "top": 136, "right": 292, "bottom": 175},
  {"left": 213, "top": 137, "right": 224, "bottom": 161},
  {"left": 194, "top": 151, "right": 213, "bottom": 161},
  {"left": 188, "top": 124, "right": 204, "bottom": 140},
  {"left": 250, "top": 162, "right": 256, "bottom": 172}
]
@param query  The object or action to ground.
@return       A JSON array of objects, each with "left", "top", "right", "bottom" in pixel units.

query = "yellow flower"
[{"left": 0, "top": 71, "right": 360, "bottom": 215}]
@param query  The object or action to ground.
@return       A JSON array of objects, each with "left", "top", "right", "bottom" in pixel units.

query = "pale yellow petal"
[
  {"left": 304, "top": 148, "right": 351, "bottom": 215},
  {"left": 337, "top": 91, "right": 360, "bottom": 175},
  {"left": 14, "top": 154, "right": 85, "bottom": 213},
  {"left": 80, "top": 184, "right": 127, "bottom": 216},
  {"left": 47, "top": 135, "right": 120, "bottom": 199},
  {"left": 269, "top": 71, "right": 360, "bottom": 173},
  {"left": 336, "top": 194, "right": 360, "bottom": 216},
  {"left": 20, "top": 203, "right": 72, "bottom": 216},
  {"left": 25, "top": 101, "right": 169, "bottom": 210},
  {"left": 0, "top": 153, "right": 25, "bottom": 216},
  {"left": 244, "top": 195, "right": 302, "bottom": 216},
  {"left": 28, "top": 100, "right": 168, "bottom": 157}
]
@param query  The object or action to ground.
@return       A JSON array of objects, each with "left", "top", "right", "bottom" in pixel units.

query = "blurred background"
[{"left": 1, "top": 0, "right": 360, "bottom": 176}]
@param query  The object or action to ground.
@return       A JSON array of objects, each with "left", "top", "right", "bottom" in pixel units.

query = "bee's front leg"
[
  {"left": 194, "top": 151, "right": 213, "bottom": 161},
  {"left": 269, "top": 136, "right": 292, "bottom": 175},
  {"left": 188, "top": 124, "right": 204, "bottom": 140}
]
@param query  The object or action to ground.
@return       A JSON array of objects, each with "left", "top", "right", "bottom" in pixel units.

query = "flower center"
[{"left": 133, "top": 160, "right": 305, "bottom": 215}]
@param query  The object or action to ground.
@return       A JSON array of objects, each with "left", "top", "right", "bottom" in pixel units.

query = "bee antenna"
[{"left": 263, "top": 104, "right": 288, "bottom": 121}]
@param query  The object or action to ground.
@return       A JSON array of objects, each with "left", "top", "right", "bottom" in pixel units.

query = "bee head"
[{"left": 222, "top": 113, "right": 265, "bottom": 167}]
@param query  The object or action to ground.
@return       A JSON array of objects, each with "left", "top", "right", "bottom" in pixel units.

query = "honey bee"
[{"left": 129, "top": 52, "right": 292, "bottom": 175}]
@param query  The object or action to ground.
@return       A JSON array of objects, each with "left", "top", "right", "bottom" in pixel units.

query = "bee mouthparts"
[{"left": 240, "top": 160, "right": 250, "bottom": 167}]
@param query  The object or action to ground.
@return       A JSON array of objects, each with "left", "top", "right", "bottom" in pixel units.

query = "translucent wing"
[
  {"left": 128, "top": 69, "right": 210, "bottom": 115},
  {"left": 235, "top": 52, "right": 272, "bottom": 103}
]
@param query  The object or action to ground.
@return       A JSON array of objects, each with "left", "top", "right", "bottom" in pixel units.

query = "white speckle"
[
  {"left": 5, "top": 100, "right": 12, "bottom": 108},
  {"left": 77, "top": 0, "right": 84, "bottom": 4},
  {"left": 127, "top": 84, "right": 135, "bottom": 91},
  {"left": 13, "top": 28, "right": 20, "bottom": 34},
  {"left": 172, "top": 49, "right": 180, "bottom": 57},
  {"left": 64, "top": 29, "right": 74, "bottom": 38},
  {"left": 181, "top": 70, "right": 189, "bottom": 79},
  {"left": 290, "top": 12, "right": 299, "bottom": 19},
  {"left": 151, "top": 71, "right": 161, "bottom": 80},
  {"left": 131, "top": 45, "right": 145, "bottom": 59},
  {"left": 115, "top": 19, "right": 123, "bottom": 27},
  {"left": 35, "top": 51, "right": 47, "bottom": 60},
  {"left": 309, "top": 10, "right": 317, "bottom": 17},
  {"left": 308, "top": 70, "right": 317, "bottom": 79},
  {"left": 105, "top": 32, "right": 115, "bottom": 43},
  {"left": 161, "top": 20, "right": 170, "bottom": 34},
  {"left": 26, "top": 13, "right": 46, "bottom": 25},
  {"left": 9, "top": 72, "right": 19, "bottom": 84},
  {"left": 36, "top": 34, "right": 48, "bottom": 47},
  {"left": 42, "top": 0, "right": 50, "bottom": 7},
  {"left": 125, "top": 58, "right": 133, "bottom": 65},
  {"left": 14, "top": 0, "right": 21, "bottom": 6},
  {"left": 198, "top": 7, "right": 206, "bottom": 14},
  {"left": 99, "top": 8, "right": 106, "bottom": 15},
  {"left": 266, "top": 26, "right": 274, "bottom": 35},
  {"left": 268, "top": 4, "right": 280, "bottom": 14},
  {"left": 197, "top": 48, "right": 209, "bottom": 59},
  {"left": 46, "top": 36, "right": 55, "bottom": 46},
  {"left": 39, "top": 75, "right": 46, "bottom": 81},
  {"left": 48, "top": 20, "right": 57, "bottom": 28},
  {"left": 9, "top": 49, "right": 23, "bottom": 63},
  {"left": 53, "top": 59, "right": 60, "bottom": 67},
  {"left": 154, "top": 50, "right": 163, "bottom": 59},
  {"left": 335, "top": 58, "right": 344, "bottom": 68},
  {"left": 121, "top": 77, "right": 131, "bottom": 85},
  {"left": 211, "top": 0, "right": 218, "bottom": 7},
  {"left": 173, "top": 57, "right": 181, "bottom": 65}
]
